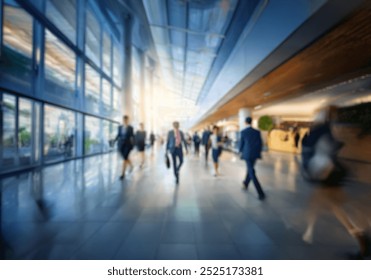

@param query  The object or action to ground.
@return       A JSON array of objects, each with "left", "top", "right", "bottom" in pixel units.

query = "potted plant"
[{"left": 258, "top": 115, "right": 274, "bottom": 150}]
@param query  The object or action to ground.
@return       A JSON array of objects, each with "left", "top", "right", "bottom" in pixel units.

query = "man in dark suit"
[
  {"left": 166, "top": 121, "right": 188, "bottom": 184},
  {"left": 115, "top": 115, "right": 135, "bottom": 180},
  {"left": 239, "top": 117, "right": 265, "bottom": 200},
  {"left": 201, "top": 126, "right": 211, "bottom": 164},
  {"left": 193, "top": 131, "right": 201, "bottom": 156}
]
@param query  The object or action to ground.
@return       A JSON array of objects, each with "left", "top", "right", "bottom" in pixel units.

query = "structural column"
[
  {"left": 121, "top": 12, "right": 133, "bottom": 117},
  {"left": 238, "top": 108, "right": 251, "bottom": 131}
]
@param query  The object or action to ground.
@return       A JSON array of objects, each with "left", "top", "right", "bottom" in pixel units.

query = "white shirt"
[{"left": 210, "top": 134, "right": 219, "bottom": 149}]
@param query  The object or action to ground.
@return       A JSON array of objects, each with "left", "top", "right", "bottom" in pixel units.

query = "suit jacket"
[
  {"left": 193, "top": 134, "right": 201, "bottom": 144},
  {"left": 116, "top": 125, "right": 134, "bottom": 148},
  {"left": 239, "top": 126, "right": 262, "bottom": 161},
  {"left": 135, "top": 130, "right": 146, "bottom": 146},
  {"left": 166, "top": 129, "right": 188, "bottom": 153},
  {"left": 201, "top": 130, "right": 211, "bottom": 146}
]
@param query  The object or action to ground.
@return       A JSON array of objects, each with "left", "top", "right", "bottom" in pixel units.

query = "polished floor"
[{"left": 1, "top": 145, "right": 371, "bottom": 260}]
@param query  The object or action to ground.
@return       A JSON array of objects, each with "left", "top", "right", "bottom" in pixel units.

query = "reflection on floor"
[{"left": 1, "top": 147, "right": 370, "bottom": 260}]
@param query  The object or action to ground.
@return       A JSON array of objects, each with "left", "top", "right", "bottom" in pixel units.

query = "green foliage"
[
  {"left": 48, "top": 135, "right": 59, "bottom": 147},
  {"left": 258, "top": 115, "right": 274, "bottom": 131},
  {"left": 3, "top": 137, "right": 14, "bottom": 146},
  {"left": 19, "top": 127, "right": 31, "bottom": 146},
  {"left": 3, "top": 101, "right": 16, "bottom": 111},
  {"left": 84, "top": 138, "right": 100, "bottom": 153}
]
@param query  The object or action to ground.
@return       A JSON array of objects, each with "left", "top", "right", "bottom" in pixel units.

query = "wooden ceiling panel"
[{"left": 193, "top": 6, "right": 371, "bottom": 130}]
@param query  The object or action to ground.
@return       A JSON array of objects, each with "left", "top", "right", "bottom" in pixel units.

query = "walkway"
[{"left": 1, "top": 147, "right": 370, "bottom": 260}]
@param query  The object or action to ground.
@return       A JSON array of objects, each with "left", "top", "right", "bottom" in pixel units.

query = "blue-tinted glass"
[
  {"left": 34, "top": 102, "right": 41, "bottom": 162},
  {"left": 132, "top": 47, "right": 141, "bottom": 103},
  {"left": 113, "top": 87, "right": 121, "bottom": 111},
  {"left": 84, "top": 63, "right": 100, "bottom": 114},
  {"left": 102, "top": 120, "right": 110, "bottom": 152},
  {"left": 1, "top": 94, "right": 17, "bottom": 170},
  {"left": 102, "top": 79, "right": 111, "bottom": 109},
  {"left": 46, "top": 0, "right": 77, "bottom": 45},
  {"left": 113, "top": 44, "right": 122, "bottom": 86},
  {"left": 84, "top": 116, "right": 102, "bottom": 155},
  {"left": 18, "top": 98, "right": 33, "bottom": 166},
  {"left": 44, "top": 105, "right": 76, "bottom": 162},
  {"left": 85, "top": 8, "right": 101, "bottom": 67},
  {"left": 45, "top": 29, "right": 76, "bottom": 93},
  {"left": 0, "top": 2, "right": 33, "bottom": 89},
  {"left": 103, "top": 32, "right": 111, "bottom": 75}
]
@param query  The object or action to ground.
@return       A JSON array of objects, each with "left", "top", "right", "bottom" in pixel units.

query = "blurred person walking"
[
  {"left": 201, "top": 126, "right": 211, "bottom": 164},
  {"left": 150, "top": 132, "right": 156, "bottom": 154},
  {"left": 135, "top": 123, "right": 146, "bottom": 168},
  {"left": 239, "top": 117, "right": 265, "bottom": 200},
  {"left": 166, "top": 121, "right": 188, "bottom": 184},
  {"left": 210, "top": 126, "right": 223, "bottom": 177},
  {"left": 193, "top": 131, "right": 201, "bottom": 156},
  {"left": 115, "top": 115, "right": 135, "bottom": 180},
  {"left": 301, "top": 107, "right": 370, "bottom": 259}
]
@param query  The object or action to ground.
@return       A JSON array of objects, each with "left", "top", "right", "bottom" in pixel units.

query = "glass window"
[
  {"left": 103, "top": 32, "right": 111, "bottom": 75},
  {"left": 1, "top": 94, "right": 17, "bottom": 170},
  {"left": 44, "top": 105, "right": 76, "bottom": 162},
  {"left": 46, "top": 0, "right": 77, "bottom": 45},
  {"left": 34, "top": 102, "right": 41, "bottom": 163},
  {"left": 0, "top": 1, "right": 33, "bottom": 88},
  {"left": 45, "top": 29, "right": 76, "bottom": 93},
  {"left": 102, "top": 120, "right": 110, "bottom": 152},
  {"left": 113, "top": 87, "right": 121, "bottom": 111},
  {"left": 113, "top": 45, "right": 122, "bottom": 86},
  {"left": 110, "top": 122, "right": 118, "bottom": 146},
  {"left": 84, "top": 63, "right": 100, "bottom": 113},
  {"left": 85, "top": 8, "right": 101, "bottom": 67},
  {"left": 18, "top": 98, "right": 33, "bottom": 166},
  {"left": 102, "top": 79, "right": 111, "bottom": 109},
  {"left": 132, "top": 47, "right": 141, "bottom": 104},
  {"left": 84, "top": 115, "right": 102, "bottom": 155},
  {"left": 76, "top": 112, "right": 83, "bottom": 157},
  {"left": 132, "top": 47, "right": 141, "bottom": 124}
]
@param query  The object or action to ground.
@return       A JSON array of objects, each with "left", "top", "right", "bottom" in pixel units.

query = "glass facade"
[
  {"left": 0, "top": 0, "right": 124, "bottom": 174},
  {"left": 113, "top": 45, "right": 122, "bottom": 86},
  {"left": 102, "top": 120, "right": 110, "bottom": 152},
  {"left": 46, "top": 0, "right": 77, "bottom": 44},
  {"left": 84, "top": 63, "right": 100, "bottom": 113},
  {"left": 103, "top": 32, "right": 111, "bottom": 76},
  {"left": 102, "top": 78, "right": 111, "bottom": 111},
  {"left": 132, "top": 47, "right": 141, "bottom": 124},
  {"left": 18, "top": 98, "right": 33, "bottom": 166},
  {"left": 44, "top": 30, "right": 76, "bottom": 94},
  {"left": 1, "top": 94, "right": 17, "bottom": 169},
  {"left": 113, "top": 87, "right": 121, "bottom": 112},
  {"left": 44, "top": 105, "right": 76, "bottom": 162},
  {"left": 0, "top": 0, "right": 33, "bottom": 90},
  {"left": 85, "top": 8, "right": 101, "bottom": 67},
  {"left": 84, "top": 115, "right": 102, "bottom": 155},
  {"left": 34, "top": 102, "right": 41, "bottom": 163}
]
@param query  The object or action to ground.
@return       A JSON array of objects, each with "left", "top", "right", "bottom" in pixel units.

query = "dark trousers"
[
  {"left": 171, "top": 147, "right": 183, "bottom": 177},
  {"left": 244, "top": 159, "right": 265, "bottom": 197},
  {"left": 194, "top": 143, "right": 200, "bottom": 155},
  {"left": 204, "top": 144, "right": 210, "bottom": 161}
]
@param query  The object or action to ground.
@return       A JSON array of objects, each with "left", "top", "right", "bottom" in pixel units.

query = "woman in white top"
[{"left": 210, "top": 125, "right": 223, "bottom": 176}]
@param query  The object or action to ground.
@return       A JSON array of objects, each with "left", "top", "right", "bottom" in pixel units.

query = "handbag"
[{"left": 165, "top": 153, "right": 170, "bottom": 169}]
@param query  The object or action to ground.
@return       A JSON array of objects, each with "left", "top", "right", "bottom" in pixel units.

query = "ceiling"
[
  {"left": 100, "top": 0, "right": 370, "bottom": 129},
  {"left": 254, "top": 74, "right": 371, "bottom": 120},
  {"left": 142, "top": 0, "right": 260, "bottom": 121},
  {"left": 192, "top": 3, "right": 371, "bottom": 129}
]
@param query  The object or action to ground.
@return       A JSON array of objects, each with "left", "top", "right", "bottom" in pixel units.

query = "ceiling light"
[{"left": 254, "top": 105, "right": 263, "bottom": 110}]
